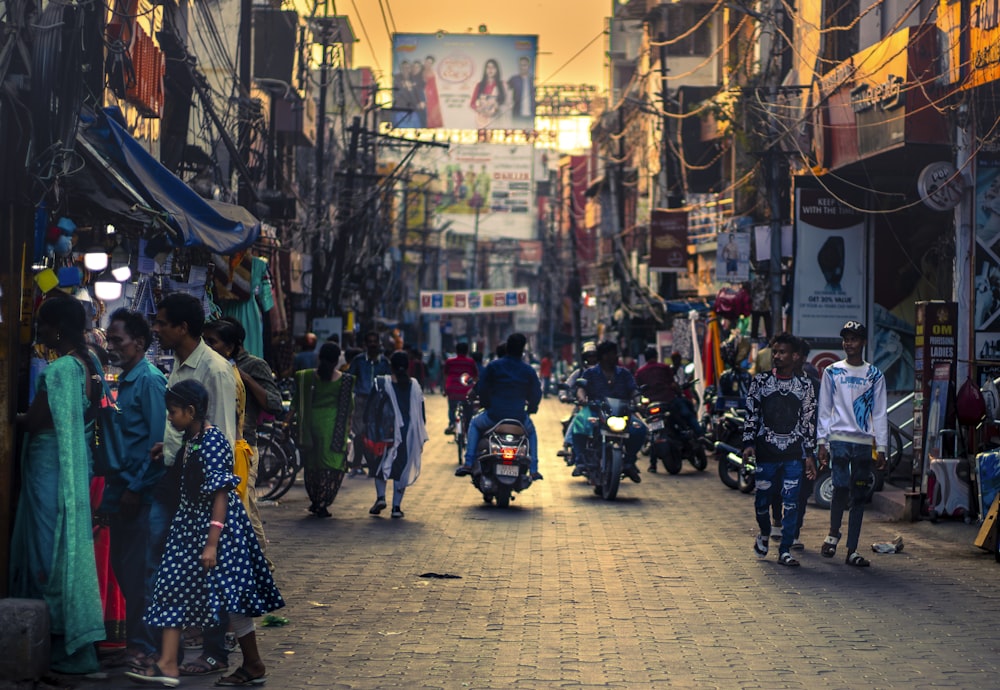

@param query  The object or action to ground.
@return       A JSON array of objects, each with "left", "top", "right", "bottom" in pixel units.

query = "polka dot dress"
[{"left": 145, "top": 426, "right": 284, "bottom": 629}]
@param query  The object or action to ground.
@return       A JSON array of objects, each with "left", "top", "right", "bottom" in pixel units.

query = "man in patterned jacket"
[{"left": 742, "top": 332, "right": 818, "bottom": 567}]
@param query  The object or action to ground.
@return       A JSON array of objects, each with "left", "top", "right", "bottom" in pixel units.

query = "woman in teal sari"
[{"left": 10, "top": 296, "right": 105, "bottom": 674}]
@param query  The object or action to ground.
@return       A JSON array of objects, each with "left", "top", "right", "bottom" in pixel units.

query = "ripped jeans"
[{"left": 754, "top": 459, "right": 802, "bottom": 554}]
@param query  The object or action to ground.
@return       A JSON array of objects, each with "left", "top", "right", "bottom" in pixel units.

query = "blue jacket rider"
[
  {"left": 456, "top": 333, "right": 543, "bottom": 479},
  {"left": 574, "top": 340, "right": 647, "bottom": 483}
]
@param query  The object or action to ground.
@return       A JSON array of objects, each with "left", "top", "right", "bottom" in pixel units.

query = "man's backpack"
[{"left": 364, "top": 376, "right": 397, "bottom": 452}]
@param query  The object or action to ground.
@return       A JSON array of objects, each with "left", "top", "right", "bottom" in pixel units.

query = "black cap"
[{"left": 840, "top": 320, "right": 867, "bottom": 338}]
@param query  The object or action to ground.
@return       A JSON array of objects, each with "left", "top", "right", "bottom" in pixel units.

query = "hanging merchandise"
[
  {"left": 956, "top": 377, "right": 986, "bottom": 427},
  {"left": 713, "top": 284, "right": 751, "bottom": 322}
]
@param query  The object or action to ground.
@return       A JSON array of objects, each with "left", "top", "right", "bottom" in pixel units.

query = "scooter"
[{"left": 466, "top": 418, "right": 533, "bottom": 508}]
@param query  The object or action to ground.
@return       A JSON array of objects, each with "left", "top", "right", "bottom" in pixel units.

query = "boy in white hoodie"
[{"left": 816, "top": 321, "right": 888, "bottom": 567}]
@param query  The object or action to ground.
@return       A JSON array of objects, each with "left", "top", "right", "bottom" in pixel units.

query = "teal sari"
[{"left": 9, "top": 355, "right": 104, "bottom": 673}]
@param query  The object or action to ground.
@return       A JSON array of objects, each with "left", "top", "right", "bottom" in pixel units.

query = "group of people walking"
[
  {"left": 742, "top": 321, "right": 888, "bottom": 568},
  {"left": 9, "top": 291, "right": 429, "bottom": 685}
]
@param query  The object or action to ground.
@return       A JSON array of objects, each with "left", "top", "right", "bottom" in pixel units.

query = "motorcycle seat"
[{"left": 490, "top": 420, "right": 527, "bottom": 435}]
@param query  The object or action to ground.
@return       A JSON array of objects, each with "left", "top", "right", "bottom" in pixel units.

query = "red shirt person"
[{"left": 444, "top": 342, "right": 479, "bottom": 432}]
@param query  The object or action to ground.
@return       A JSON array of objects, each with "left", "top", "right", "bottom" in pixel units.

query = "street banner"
[
  {"left": 419, "top": 287, "right": 531, "bottom": 314},
  {"left": 792, "top": 189, "right": 867, "bottom": 339},
  {"left": 391, "top": 33, "right": 538, "bottom": 130},
  {"left": 649, "top": 209, "right": 689, "bottom": 273}
]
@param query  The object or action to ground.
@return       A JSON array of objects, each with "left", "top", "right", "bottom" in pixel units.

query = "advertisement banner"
[
  {"left": 392, "top": 33, "right": 538, "bottom": 130},
  {"left": 649, "top": 209, "right": 689, "bottom": 273},
  {"left": 792, "top": 189, "right": 867, "bottom": 339},
  {"left": 419, "top": 287, "right": 530, "bottom": 314},
  {"left": 384, "top": 143, "right": 535, "bottom": 240},
  {"left": 975, "top": 150, "right": 1000, "bottom": 360},
  {"left": 715, "top": 229, "right": 751, "bottom": 283}
]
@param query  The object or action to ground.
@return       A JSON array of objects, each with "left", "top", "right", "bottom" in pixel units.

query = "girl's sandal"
[{"left": 821, "top": 533, "right": 840, "bottom": 558}]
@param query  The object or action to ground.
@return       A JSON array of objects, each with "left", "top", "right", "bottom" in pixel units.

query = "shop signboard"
[
  {"left": 967, "top": 0, "right": 1000, "bottom": 89},
  {"left": 813, "top": 26, "right": 946, "bottom": 170},
  {"left": 391, "top": 33, "right": 538, "bottom": 131},
  {"left": 792, "top": 189, "right": 867, "bottom": 340},
  {"left": 912, "top": 301, "right": 958, "bottom": 485},
  {"left": 419, "top": 287, "right": 530, "bottom": 315}
]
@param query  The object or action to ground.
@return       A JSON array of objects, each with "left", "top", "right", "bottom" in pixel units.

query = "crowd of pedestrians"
[{"left": 9, "top": 292, "right": 429, "bottom": 683}]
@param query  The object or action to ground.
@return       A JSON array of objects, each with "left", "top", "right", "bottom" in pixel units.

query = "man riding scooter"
[
  {"left": 571, "top": 341, "right": 647, "bottom": 483},
  {"left": 455, "top": 333, "right": 543, "bottom": 480}
]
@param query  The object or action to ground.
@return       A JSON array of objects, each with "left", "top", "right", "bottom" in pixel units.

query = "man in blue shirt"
[
  {"left": 104, "top": 308, "right": 167, "bottom": 668},
  {"left": 348, "top": 331, "right": 392, "bottom": 476},
  {"left": 577, "top": 340, "right": 647, "bottom": 483},
  {"left": 456, "top": 333, "right": 543, "bottom": 479}
]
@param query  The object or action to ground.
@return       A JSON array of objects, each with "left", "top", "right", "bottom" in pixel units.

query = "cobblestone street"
[{"left": 95, "top": 393, "right": 999, "bottom": 689}]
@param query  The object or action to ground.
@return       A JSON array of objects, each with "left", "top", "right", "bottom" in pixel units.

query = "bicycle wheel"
[
  {"left": 257, "top": 437, "right": 291, "bottom": 501},
  {"left": 255, "top": 435, "right": 287, "bottom": 484}
]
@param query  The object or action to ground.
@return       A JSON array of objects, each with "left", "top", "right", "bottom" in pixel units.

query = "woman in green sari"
[
  {"left": 10, "top": 296, "right": 105, "bottom": 674},
  {"left": 294, "top": 343, "right": 354, "bottom": 517}
]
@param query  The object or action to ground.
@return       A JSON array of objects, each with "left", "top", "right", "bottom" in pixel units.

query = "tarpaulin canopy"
[{"left": 72, "top": 107, "right": 259, "bottom": 255}]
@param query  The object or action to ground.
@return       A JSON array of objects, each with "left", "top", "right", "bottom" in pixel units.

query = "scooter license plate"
[
  {"left": 648, "top": 419, "right": 664, "bottom": 431},
  {"left": 496, "top": 463, "right": 520, "bottom": 477}
]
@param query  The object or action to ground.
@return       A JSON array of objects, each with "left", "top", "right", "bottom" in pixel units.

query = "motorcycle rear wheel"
[
  {"left": 690, "top": 446, "right": 708, "bottom": 471},
  {"left": 601, "top": 446, "right": 623, "bottom": 500},
  {"left": 495, "top": 486, "right": 512, "bottom": 508},
  {"left": 738, "top": 470, "right": 755, "bottom": 494},
  {"left": 664, "top": 447, "right": 683, "bottom": 475}
]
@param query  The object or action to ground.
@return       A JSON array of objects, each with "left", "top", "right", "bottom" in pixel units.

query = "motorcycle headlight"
[{"left": 607, "top": 416, "right": 628, "bottom": 433}]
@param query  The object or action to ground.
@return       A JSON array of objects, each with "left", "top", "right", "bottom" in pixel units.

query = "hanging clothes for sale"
[
  {"left": 216, "top": 253, "right": 275, "bottom": 359},
  {"left": 713, "top": 285, "right": 751, "bottom": 322}
]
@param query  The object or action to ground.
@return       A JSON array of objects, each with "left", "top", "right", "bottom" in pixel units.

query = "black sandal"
[
  {"left": 821, "top": 533, "right": 840, "bottom": 558},
  {"left": 778, "top": 552, "right": 800, "bottom": 567},
  {"left": 846, "top": 551, "right": 870, "bottom": 567}
]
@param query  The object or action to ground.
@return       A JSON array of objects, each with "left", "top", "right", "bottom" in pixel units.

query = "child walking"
[{"left": 126, "top": 380, "right": 284, "bottom": 687}]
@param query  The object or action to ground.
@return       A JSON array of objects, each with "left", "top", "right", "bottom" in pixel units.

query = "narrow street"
[{"left": 99, "top": 393, "right": 999, "bottom": 689}]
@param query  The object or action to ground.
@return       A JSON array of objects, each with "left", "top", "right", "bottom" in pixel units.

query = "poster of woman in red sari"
[{"left": 422, "top": 56, "right": 443, "bottom": 128}]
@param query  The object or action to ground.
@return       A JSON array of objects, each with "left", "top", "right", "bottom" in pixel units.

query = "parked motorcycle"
[
  {"left": 714, "top": 439, "right": 757, "bottom": 493},
  {"left": 642, "top": 397, "right": 707, "bottom": 475},
  {"left": 464, "top": 418, "right": 533, "bottom": 507},
  {"left": 576, "top": 397, "right": 636, "bottom": 500}
]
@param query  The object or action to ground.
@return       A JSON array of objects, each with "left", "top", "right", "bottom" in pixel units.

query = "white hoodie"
[{"left": 816, "top": 359, "right": 889, "bottom": 453}]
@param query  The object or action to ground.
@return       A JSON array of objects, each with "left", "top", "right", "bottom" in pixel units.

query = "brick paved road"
[{"left": 93, "top": 394, "right": 998, "bottom": 689}]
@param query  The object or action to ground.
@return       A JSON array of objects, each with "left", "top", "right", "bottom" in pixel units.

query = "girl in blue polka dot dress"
[{"left": 126, "top": 380, "right": 284, "bottom": 688}]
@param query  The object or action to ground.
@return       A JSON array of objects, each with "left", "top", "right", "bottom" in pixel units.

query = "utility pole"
[
  {"left": 308, "top": 8, "right": 331, "bottom": 327},
  {"left": 657, "top": 6, "right": 679, "bottom": 300},
  {"left": 237, "top": 0, "right": 252, "bottom": 208},
  {"left": 328, "top": 116, "right": 363, "bottom": 317},
  {"left": 766, "top": 0, "right": 786, "bottom": 326}
]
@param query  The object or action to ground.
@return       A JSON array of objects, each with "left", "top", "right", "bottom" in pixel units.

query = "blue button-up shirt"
[
  {"left": 349, "top": 353, "right": 392, "bottom": 397},
  {"left": 580, "top": 364, "right": 638, "bottom": 401},
  {"left": 101, "top": 358, "right": 167, "bottom": 511},
  {"left": 476, "top": 355, "right": 542, "bottom": 423}
]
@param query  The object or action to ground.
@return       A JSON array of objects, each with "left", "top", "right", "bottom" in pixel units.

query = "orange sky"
[{"left": 339, "top": 0, "right": 610, "bottom": 88}]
